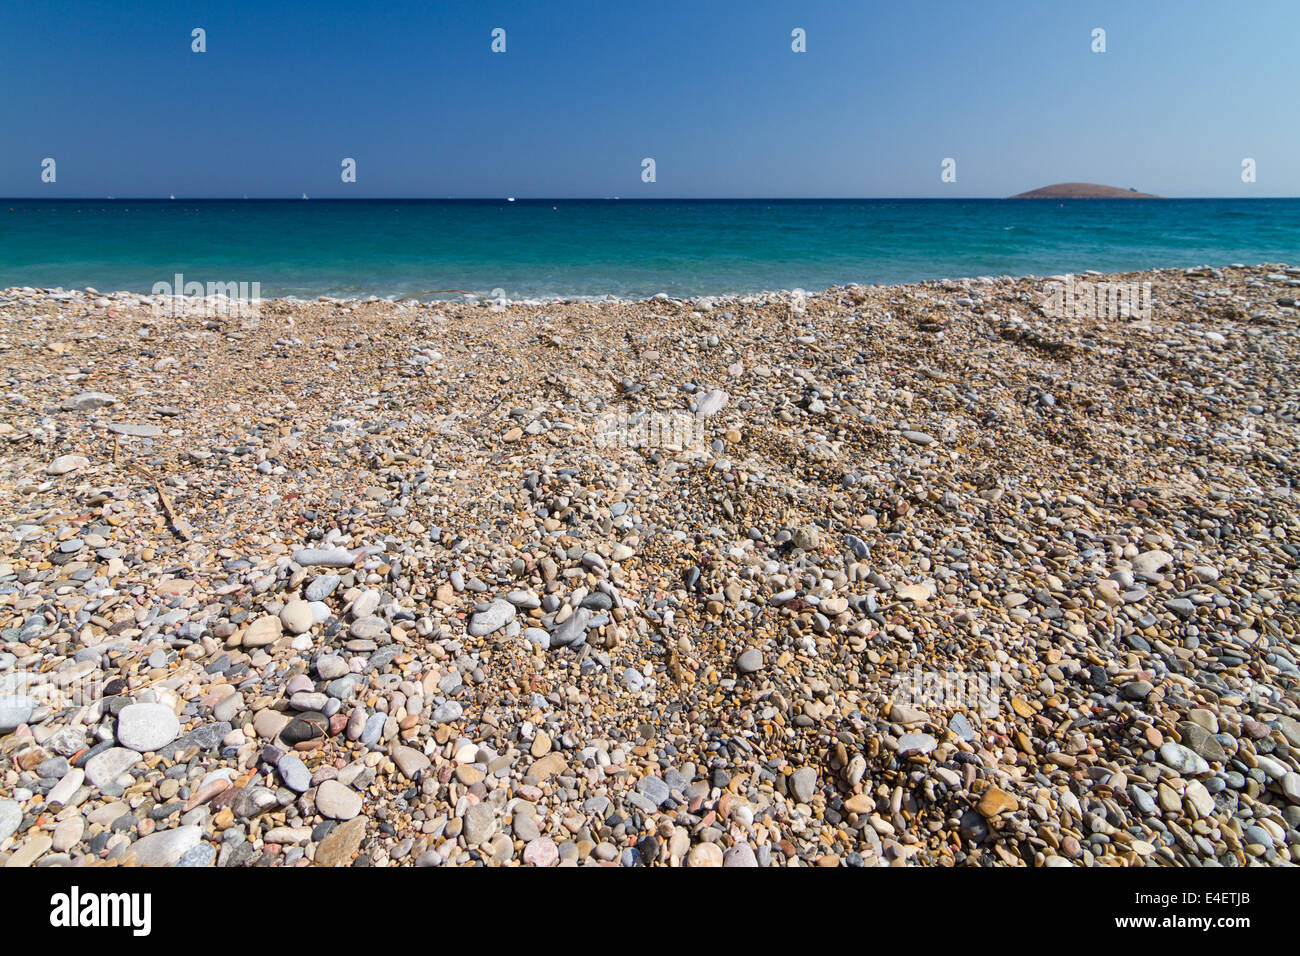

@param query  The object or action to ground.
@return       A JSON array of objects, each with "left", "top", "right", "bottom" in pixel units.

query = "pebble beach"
[{"left": 2, "top": 263, "right": 1299, "bottom": 868}]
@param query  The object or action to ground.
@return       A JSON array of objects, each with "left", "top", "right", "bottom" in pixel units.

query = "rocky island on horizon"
[{"left": 1011, "top": 182, "right": 1160, "bottom": 199}]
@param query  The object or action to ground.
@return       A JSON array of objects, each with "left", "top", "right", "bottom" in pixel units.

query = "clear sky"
[{"left": 2, "top": 0, "right": 1296, "bottom": 197}]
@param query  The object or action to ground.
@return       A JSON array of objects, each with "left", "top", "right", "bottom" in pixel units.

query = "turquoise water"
[{"left": 2, "top": 199, "right": 1297, "bottom": 299}]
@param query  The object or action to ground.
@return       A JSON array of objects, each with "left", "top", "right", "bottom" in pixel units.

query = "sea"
[{"left": 3, "top": 198, "right": 1298, "bottom": 300}]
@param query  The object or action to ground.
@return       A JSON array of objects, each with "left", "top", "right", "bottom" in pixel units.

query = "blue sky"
[{"left": 1, "top": 0, "right": 1296, "bottom": 197}]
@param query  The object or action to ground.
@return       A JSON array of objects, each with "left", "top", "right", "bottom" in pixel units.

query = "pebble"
[
  {"left": 277, "top": 753, "right": 312, "bottom": 792},
  {"left": 115, "top": 703, "right": 181, "bottom": 752},
  {"left": 1159, "top": 742, "right": 1211, "bottom": 776},
  {"left": 313, "top": 817, "right": 366, "bottom": 866},
  {"left": 523, "top": 837, "right": 559, "bottom": 866},
  {"left": 0, "top": 695, "right": 34, "bottom": 732},
  {"left": 463, "top": 802, "right": 497, "bottom": 844},
  {"left": 977, "top": 788, "right": 1018, "bottom": 817},
  {"left": 468, "top": 599, "right": 516, "bottom": 637},
  {"left": 315, "top": 780, "right": 363, "bottom": 820},
  {"left": 243, "top": 615, "right": 283, "bottom": 647},
  {"left": 84, "top": 747, "right": 142, "bottom": 788},
  {"left": 789, "top": 767, "right": 817, "bottom": 804},
  {"left": 127, "top": 825, "right": 202, "bottom": 866},
  {"left": 0, "top": 800, "right": 21, "bottom": 845},
  {"left": 736, "top": 649, "right": 763, "bottom": 674},
  {"left": 280, "top": 600, "right": 315, "bottom": 634},
  {"left": 46, "top": 454, "right": 89, "bottom": 475}
]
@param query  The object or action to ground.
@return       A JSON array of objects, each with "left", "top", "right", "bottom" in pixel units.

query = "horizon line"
[{"left": 5, "top": 195, "right": 1297, "bottom": 202}]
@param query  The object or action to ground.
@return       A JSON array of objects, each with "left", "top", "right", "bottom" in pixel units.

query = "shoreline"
[
  {"left": 2, "top": 260, "right": 1296, "bottom": 309},
  {"left": 2, "top": 263, "right": 1299, "bottom": 868}
]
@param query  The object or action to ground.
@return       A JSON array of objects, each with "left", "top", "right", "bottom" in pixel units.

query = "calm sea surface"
[{"left": 2, "top": 198, "right": 1297, "bottom": 299}]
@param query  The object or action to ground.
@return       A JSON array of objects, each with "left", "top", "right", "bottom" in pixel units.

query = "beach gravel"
[{"left": 1, "top": 265, "right": 1299, "bottom": 866}]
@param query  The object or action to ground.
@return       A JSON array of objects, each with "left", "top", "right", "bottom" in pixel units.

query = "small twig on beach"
[{"left": 126, "top": 462, "right": 194, "bottom": 541}]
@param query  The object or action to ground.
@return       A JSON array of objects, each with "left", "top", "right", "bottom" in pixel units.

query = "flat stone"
[
  {"left": 46, "top": 768, "right": 84, "bottom": 806},
  {"left": 293, "top": 547, "right": 358, "bottom": 568},
  {"left": 1280, "top": 773, "right": 1300, "bottom": 805},
  {"left": 350, "top": 589, "right": 381, "bottom": 619},
  {"left": 281, "top": 711, "right": 329, "bottom": 745},
  {"left": 315, "top": 779, "right": 362, "bottom": 820},
  {"left": 277, "top": 753, "right": 311, "bottom": 793},
  {"left": 694, "top": 389, "right": 729, "bottom": 418},
  {"left": 61, "top": 391, "right": 118, "bottom": 411},
  {"left": 176, "top": 843, "right": 217, "bottom": 867},
  {"left": 316, "top": 655, "right": 349, "bottom": 680},
  {"left": 313, "top": 816, "right": 365, "bottom": 866},
  {"left": 254, "top": 709, "right": 291, "bottom": 739},
  {"left": 126, "top": 825, "right": 202, "bottom": 866},
  {"left": 636, "top": 775, "right": 671, "bottom": 807},
  {"left": 108, "top": 423, "right": 163, "bottom": 437},
  {"left": 523, "top": 837, "right": 558, "bottom": 866},
  {"left": 280, "top": 600, "right": 314, "bottom": 634},
  {"left": 549, "top": 607, "right": 591, "bottom": 648},
  {"left": 896, "top": 582, "right": 935, "bottom": 603},
  {"left": 1184, "top": 781, "right": 1214, "bottom": 817},
  {"left": 948, "top": 713, "right": 975, "bottom": 741},
  {"left": 1177, "top": 722, "right": 1227, "bottom": 763},
  {"left": 0, "top": 800, "right": 21, "bottom": 844},
  {"left": 468, "top": 599, "right": 516, "bottom": 637},
  {"left": 158, "top": 722, "right": 229, "bottom": 758},
  {"left": 392, "top": 745, "right": 430, "bottom": 780},
  {"left": 977, "top": 787, "right": 1018, "bottom": 817},
  {"left": 897, "top": 732, "right": 937, "bottom": 756},
  {"left": 46, "top": 455, "right": 89, "bottom": 475},
  {"left": 723, "top": 844, "right": 758, "bottom": 866},
  {"left": 736, "top": 649, "right": 763, "bottom": 674},
  {"left": 890, "top": 703, "right": 928, "bottom": 726},
  {"left": 1133, "top": 549, "right": 1173, "bottom": 575},
  {"left": 52, "top": 817, "right": 84, "bottom": 852},
  {"left": 263, "top": 826, "right": 312, "bottom": 845},
  {"left": 521, "top": 627, "right": 550, "bottom": 649},
  {"left": 0, "top": 694, "right": 35, "bottom": 732},
  {"left": 843, "top": 793, "right": 875, "bottom": 814},
  {"left": 687, "top": 843, "right": 724, "bottom": 867},
  {"left": 789, "top": 767, "right": 817, "bottom": 804},
  {"left": 348, "top": 617, "right": 388, "bottom": 641},
  {"left": 84, "top": 747, "right": 142, "bottom": 788},
  {"left": 115, "top": 702, "right": 180, "bottom": 752},
  {"left": 289, "top": 691, "right": 329, "bottom": 711},
  {"left": 1276, "top": 715, "right": 1300, "bottom": 749},
  {"left": 527, "top": 752, "right": 567, "bottom": 781},
  {"left": 6, "top": 833, "right": 52, "bottom": 866},
  {"left": 1159, "top": 741, "right": 1210, "bottom": 776},
  {"left": 242, "top": 615, "right": 282, "bottom": 647},
  {"left": 305, "top": 573, "right": 341, "bottom": 602},
  {"left": 464, "top": 802, "right": 497, "bottom": 844}
]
